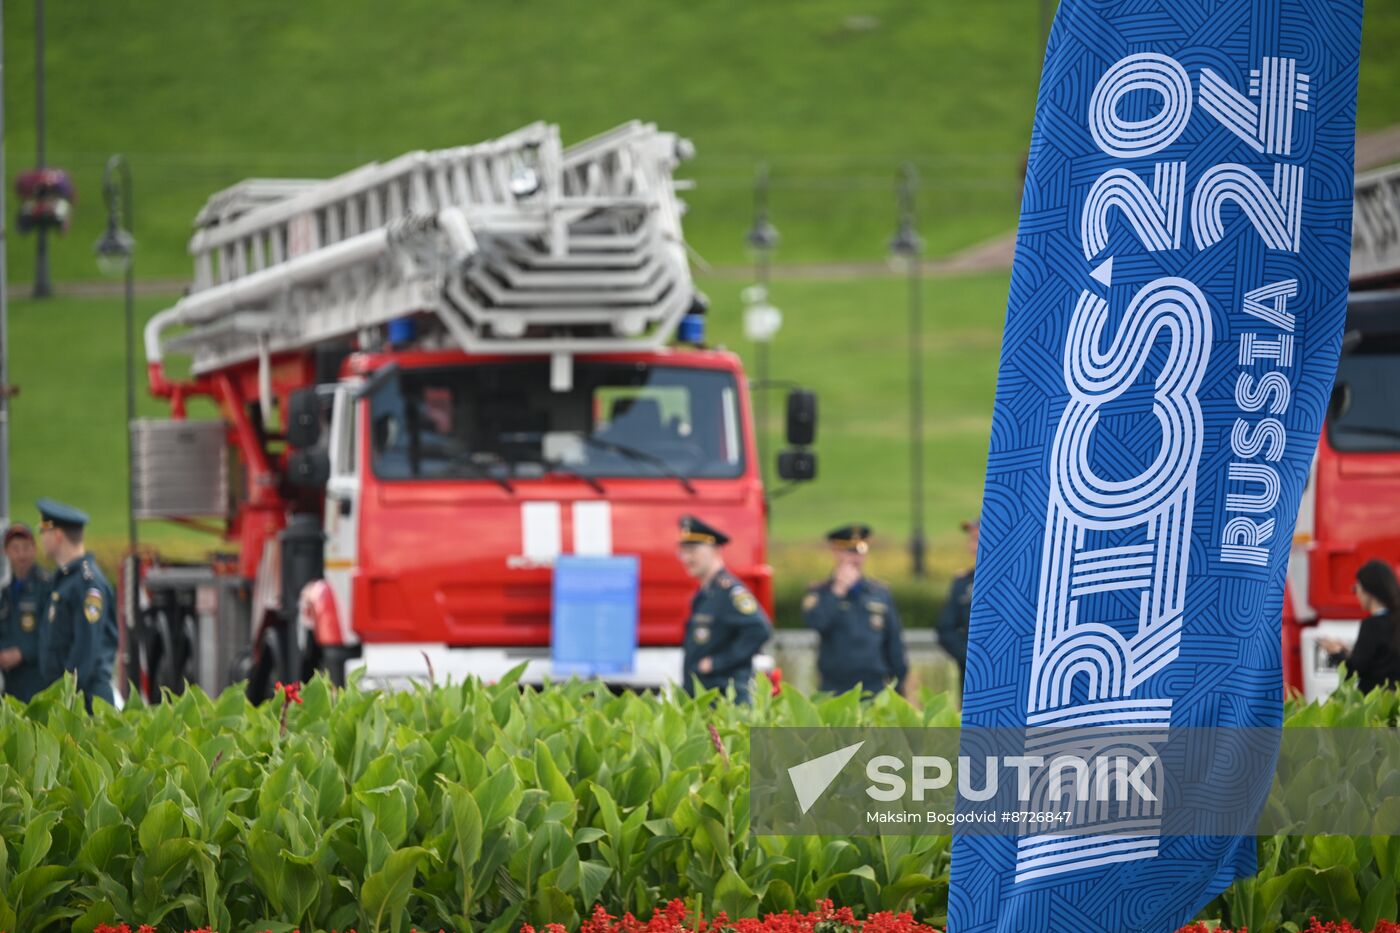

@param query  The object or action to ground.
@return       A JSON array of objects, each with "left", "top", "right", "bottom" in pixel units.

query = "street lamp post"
[
  {"left": 890, "top": 164, "right": 927, "bottom": 578},
  {"left": 32, "top": 0, "right": 51, "bottom": 299},
  {"left": 94, "top": 153, "right": 137, "bottom": 584},
  {"left": 94, "top": 154, "right": 136, "bottom": 699},
  {"left": 744, "top": 163, "right": 780, "bottom": 489}
]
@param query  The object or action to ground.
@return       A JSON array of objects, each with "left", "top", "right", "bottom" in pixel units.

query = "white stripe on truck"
[
  {"left": 572, "top": 501, "right": 613, "bottom": 556},
  {"left": 522, "top": 501, "right": 562, "bottom": 562}
]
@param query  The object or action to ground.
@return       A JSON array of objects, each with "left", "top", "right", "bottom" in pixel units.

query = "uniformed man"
[
  {"left": 0, "top": 523, "right": 51, "bottom": 702},
  {"left": 677, "top": 515, "right": 771, "bottom": 702},
  {"left": 936, "top": 517, "right": 979, "bottom": 682},
  {"left": 802, "top": 524, "right": 908, "bottom": 696},
  {"left": 36, "top": 499, "right": 118, "bottom": 710}
]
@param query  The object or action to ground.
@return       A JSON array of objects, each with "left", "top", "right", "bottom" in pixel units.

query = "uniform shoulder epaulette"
[
  {"left": 714, "top": 571, "right": 737, "bottom": 590},
  {"left": 81, "top": 562, "right": 95, "bottom": 581}
]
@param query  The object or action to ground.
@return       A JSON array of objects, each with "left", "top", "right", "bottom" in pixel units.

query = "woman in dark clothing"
[{"left": 1318, "top": 559, "right": 1400, "bottom": 694}]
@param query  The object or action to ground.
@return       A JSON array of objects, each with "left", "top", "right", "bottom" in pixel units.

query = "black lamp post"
[
  {"left": 94, "top": 154, "right": 136, "bottom": 699},
  {"left": 745, "top": 163, "right": 780, "bottom": 488},
  {"left": 31, "top": 0, "right": 51, "bottom": 299},
  {"left": 94, "top": 156, "right": 136, "bottom": 549},
  {"left": 890, "top": 163, "right": 927, "bottom": 578}
]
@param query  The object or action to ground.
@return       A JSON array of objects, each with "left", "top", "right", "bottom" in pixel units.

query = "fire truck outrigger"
[{"left": 125, "top": 121, "right": 816, "bottom": 702}]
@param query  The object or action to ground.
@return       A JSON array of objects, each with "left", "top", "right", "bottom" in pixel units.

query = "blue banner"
[{"left": 950, "top": 1, "right": 1363, "bottom": 930}]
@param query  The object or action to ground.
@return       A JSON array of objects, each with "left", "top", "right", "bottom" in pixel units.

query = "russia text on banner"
[{"left": 949, "top": 1, "right": 1363, "bottom": 931}]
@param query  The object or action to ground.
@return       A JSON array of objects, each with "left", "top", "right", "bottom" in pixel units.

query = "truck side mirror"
[
  {"left": 287, "top": 449, "right": 330, "bottom": 488},
  {"left": 777, "top": 449, "right": 816, "bottom": 482},
  {"left": 785, "top": 389, "right": 817, "bottom": 446},
  {"left": 287, "top": 388, "right": 322, "bottom": 449}
]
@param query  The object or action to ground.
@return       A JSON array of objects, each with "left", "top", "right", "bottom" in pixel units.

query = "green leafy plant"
[{"left": 0, "top": 671, "right": 1394, "bottom": 932}]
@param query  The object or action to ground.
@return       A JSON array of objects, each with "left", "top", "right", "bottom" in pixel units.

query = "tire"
[
  {"left": 320, "top": 645, "right": 350, "bottom": 687},
  {"left": 246, "top": 622, "right": 286, "bottom": 705},
  {"left": 146, "top": 610, "right": 184, "bottom": 700}
]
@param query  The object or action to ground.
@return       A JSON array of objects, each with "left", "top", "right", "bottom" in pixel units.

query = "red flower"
[
  {"left": 275, "top": 680, "right": 304, "bottom": 704},
  {"left": 770, "top": 668, "right": 783, "bottom": 697}
]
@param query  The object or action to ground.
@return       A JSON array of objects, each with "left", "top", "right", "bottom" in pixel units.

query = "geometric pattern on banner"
[{"left": 949, "top": 0, "right": 1363, "bottom": 929}]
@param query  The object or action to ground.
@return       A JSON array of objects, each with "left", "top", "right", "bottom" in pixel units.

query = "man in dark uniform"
[
  {"left": 677, "top": 515, "right": 771, "bottom": 702},
  {"left": 0, "top": 523, "right": 51, "bottom": 702},
  {"left": 36, "top": 499, "right": 118, "bottom": 710},
  {"left": 936, "top": 517, "right": 979, "bottom": 683},
  {"left": 803, "top": 524, "right": 908, "bottom": 696}
]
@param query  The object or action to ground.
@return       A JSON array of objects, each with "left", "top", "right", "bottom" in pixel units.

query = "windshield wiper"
[
  {"left": 578, "top": 434, "right": 697, "bottom": 494},
  {"left": 448, "top": 453, "right": 516, "bottom": 493},
  {"left": 493, "top": 430, "right": 696, "bottom": 494},
  {"left": 543, "top": 459, "right": 606, "bottom": 494}
]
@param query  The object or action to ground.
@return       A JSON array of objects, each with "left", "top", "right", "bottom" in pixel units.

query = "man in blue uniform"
[
  {"left": 36, "top": 499, "right": 118, "bottom": 710},
  {"left": 936, "top": 517, "right": 978, "bottom": 684},
  {"left": 0, "top": 523, "right": 51, "bottom": 702},
  {"left": 677, "top": 515, "right": 771, "bottom": 702},
  {"left": 803, "top": 523, "right": 908, "bottom": 696}
]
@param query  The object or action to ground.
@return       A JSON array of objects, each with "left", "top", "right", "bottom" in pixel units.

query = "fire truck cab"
[{"left": 124, "top": 122, "right": 815, "bottom": 702}]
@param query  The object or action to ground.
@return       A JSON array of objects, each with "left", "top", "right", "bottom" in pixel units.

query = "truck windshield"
[
  {"left": 1329, "top": 350, "right": 1400, "bottom": 453},
  {"left": 368, "top": 361, "right": 745, "bottom": 481}
]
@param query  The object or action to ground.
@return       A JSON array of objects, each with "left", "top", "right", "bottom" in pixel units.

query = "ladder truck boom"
[{"left": 146, "top": 121, "right": 698, "bottom": 392}]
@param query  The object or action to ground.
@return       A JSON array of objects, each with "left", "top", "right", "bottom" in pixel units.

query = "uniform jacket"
[
  {"left": 682, "top": 569, "right": 771, "bottom": 702},
  {"left": 0, "top": 566, "right": 51, "bottom": 702},
  {"left": 803, "top": 576, "right": 907, "bottom": 695},
  {"left": 937, "top": 568, "right": 974, "bottom": 675},
  {"left": 43, "top": 553, "right": 118, "bottom": 709}
]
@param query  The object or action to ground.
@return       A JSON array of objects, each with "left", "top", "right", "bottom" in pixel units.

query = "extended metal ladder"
[{"left": 147, "top": 121, "right": 697, "bottom": 387}]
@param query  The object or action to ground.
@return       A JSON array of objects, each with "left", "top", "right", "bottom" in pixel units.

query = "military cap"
[
  {"left": 3, "top": 522, "right": 33, "bottom": 545},
  {"left": 826, "top": 523, "right": 872, "bottom": 553},
  {"left": 679, "top": 514, "right": 729, "bottom": 546},
  {"left": 37, "top": 497, "right": 90, "bottom": 532}
]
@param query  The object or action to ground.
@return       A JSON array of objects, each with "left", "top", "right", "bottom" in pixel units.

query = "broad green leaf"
[
  {"left": 359, "top": 845, "right": 431, "bottom": 933},
  {"left": 715, "top": 867, "right": 759, "bottom": 917},
  {"left": 1360, "top": 876, "right": 1397, "bottom": 931}
]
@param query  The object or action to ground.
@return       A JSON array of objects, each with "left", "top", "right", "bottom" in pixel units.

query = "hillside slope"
[{"left": 4, "top": 1, "right": 1398, "bottom": 285}]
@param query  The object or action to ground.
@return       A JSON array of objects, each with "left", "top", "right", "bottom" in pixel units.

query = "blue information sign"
[{"left": 551, "top": 556, "right": 640, "bottom": 678}]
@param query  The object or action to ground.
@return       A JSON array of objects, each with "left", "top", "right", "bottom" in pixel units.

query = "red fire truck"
[
  {"left": 124, "top": 122, "right": 815, "bottom": 701},
  {"left": 1285, "top": 161, "right": 1400, "bottom": 701}
]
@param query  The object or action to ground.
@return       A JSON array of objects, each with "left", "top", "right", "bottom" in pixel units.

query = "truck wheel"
[
  {"left": 146, "top": 609, "right": 189, "bottom": 700},
  {"left": 247, "top": 623, "right": 286, "bottom": 705},
  {"left": 320, "top": 645, "right": 350, "bottom": 687}
]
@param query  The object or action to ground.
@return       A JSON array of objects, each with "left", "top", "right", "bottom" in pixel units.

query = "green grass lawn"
[
  {"left": 4, "top": 0, "right": 1400, "bottom": 286},
  {"left": 5, "top": 291, "right": 221, "bottom": 563},
  {"left": 701, "top": 271, "right": 1006, "bottom": 564}
]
